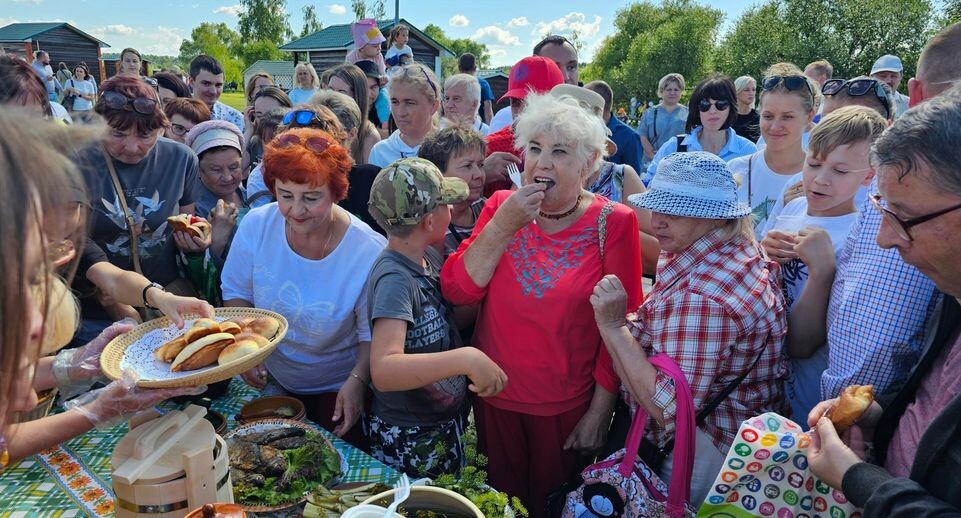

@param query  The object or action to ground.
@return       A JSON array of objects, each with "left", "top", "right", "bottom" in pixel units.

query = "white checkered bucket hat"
[{"left": 628, "top": 151, "right": 751, "bottom": 219}]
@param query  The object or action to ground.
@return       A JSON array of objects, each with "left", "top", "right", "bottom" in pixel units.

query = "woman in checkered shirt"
[{"left": 591, "top": 151, "right": 790, "bottom": 504}]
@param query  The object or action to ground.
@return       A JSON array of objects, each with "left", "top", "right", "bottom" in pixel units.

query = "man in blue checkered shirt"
[{"left": 820, "top": 183, "right": 940, "bottom": 400}]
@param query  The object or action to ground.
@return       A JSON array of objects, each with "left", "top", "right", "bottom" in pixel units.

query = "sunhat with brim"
[
  {"left": 185, "top": 120, "right": 245, "bottom": 157},
  {"left": 549, "top": 83, "right": 618, "bottom": 157},
  {"left": 628, "top": 151, "right": 751, "bottom": 219},
  {"left": 352, "top": 18, "right": 386, "bottom": 48}
]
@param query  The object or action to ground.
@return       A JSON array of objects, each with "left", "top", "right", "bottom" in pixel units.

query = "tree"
[
  {"left": 715, "top": 0, "right": 936, "bottom": 89},
  {"left": 422, "top": 23, "right": 491, "bottom": 79},
  {"left": 237, "top": 0, "right": 292, "bottom": 46},
  {"left": 178, "top": 22, "right": 244, "bottom": 82},
  {"left": 582, "top": 0, "right": 723, "bottom": 104},
  {"left": 351, "top": 0, "right": 386, "bottom": 20},
  {"left": 301, "top": 5, "right": 323, "bottom": 37}
]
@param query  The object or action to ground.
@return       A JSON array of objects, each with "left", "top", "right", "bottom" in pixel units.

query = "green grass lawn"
[{"left": 219, "top": 91, "right": 246, "bottom": 111}]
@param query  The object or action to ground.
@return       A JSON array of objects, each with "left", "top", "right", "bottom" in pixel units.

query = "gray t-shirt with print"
[
  {"left": 367, "top": 248, "right": 467, "bottom": 427},
  {"left": 77, "top": 138, "right": 200, "bottom": 318}
]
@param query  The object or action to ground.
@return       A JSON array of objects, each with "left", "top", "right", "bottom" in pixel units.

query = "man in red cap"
[{"left": 483, "top": 56, "right": 565, "bottom": 196}]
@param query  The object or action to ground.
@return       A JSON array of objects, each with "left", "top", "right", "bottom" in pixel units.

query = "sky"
[{"left": 1, "top": 0, "right": 756, "bottom": 67}]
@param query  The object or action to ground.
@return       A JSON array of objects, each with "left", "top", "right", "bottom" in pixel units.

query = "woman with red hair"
[{"left": 221, "top": 128, "right": 386, "bottom": 449}]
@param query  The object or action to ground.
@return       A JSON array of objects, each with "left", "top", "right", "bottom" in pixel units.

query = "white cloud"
[
  {"left": 533, "top": 12, "right": 603, "bottom": 40},
  {"left": 328, "top": 4, "right": 347, "bottom": 14},
  {"left": 488, "top": 46, "right": 508, "bottom": 58},
  {"left": 507, "top": 17, "right": 528, "bottom": 28},
  {"left": 104, "top": 24, "right": 135, "bottom": 36},
  {"left": 449, "top": 14, "right": 469, "bottom": 27},
  {"left": 471, "top": 25, "right": 520, "bottom": 46},
  {"left": 10, "top": 0, "right": 42, "bottom": 4},
  {"left": 213, "top": 4, "right": 243, "bottom": 16}
]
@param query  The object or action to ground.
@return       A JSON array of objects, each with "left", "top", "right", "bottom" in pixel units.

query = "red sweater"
[{"left": 441, "top": 191, "right": 643, "bottom": 416}]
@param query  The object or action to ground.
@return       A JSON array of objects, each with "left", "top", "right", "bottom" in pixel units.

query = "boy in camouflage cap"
[{"left": 365, "top": 157, "right": 508, "bottom": 477}]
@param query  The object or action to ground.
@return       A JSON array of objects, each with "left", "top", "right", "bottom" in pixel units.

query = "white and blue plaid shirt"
[{"left": 822, "top": 181, "right": 941, "bottom": 399}]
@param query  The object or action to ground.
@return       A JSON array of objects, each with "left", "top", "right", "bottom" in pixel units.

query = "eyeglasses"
[
  {"left": 101, "top": 91, "right": 158, "bottom": 115},
  {"left": 822, "top": 78, "right": 892, "bottom": 120},
  {"left": 169, "top": 123, "right": 189, "bottom": 136},
  {"left": 870, "top": 193, "right": 961, "bottom": 241},
  {"left": 698, "top": 99, "right": 730, "bottom": 112},
  {"left": 762, "top": 75, "right": 814, "bottom": 102},
  {"left": 275, "top": 133, "right": 332, "bottom": 153},
  {"left": 282, "top": 110, "right": 319, "bottom": 126}
]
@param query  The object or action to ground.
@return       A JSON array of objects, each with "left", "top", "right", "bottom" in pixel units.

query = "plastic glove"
[
  {"left": 66, "top": 369, "right": 206, "bottom": 430},
  {"left": 52, "top": 320, "right": 136, "bottom": 399}
]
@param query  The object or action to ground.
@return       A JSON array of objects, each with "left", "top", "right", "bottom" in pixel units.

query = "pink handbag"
[{"left": 562, "top": 353, "right": 698, "bottom": 518}]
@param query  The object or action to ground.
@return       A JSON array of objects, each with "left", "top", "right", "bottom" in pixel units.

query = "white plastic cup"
[{"left": 774, "top": 215, "right": 806, "bottom": 233}]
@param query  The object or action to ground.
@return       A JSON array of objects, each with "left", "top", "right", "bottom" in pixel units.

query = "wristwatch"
[{"left": 142, "top": 282, "right": 164, "bottom": 310}]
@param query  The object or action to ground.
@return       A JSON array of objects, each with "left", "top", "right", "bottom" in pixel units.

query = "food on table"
[
  {"left": 152, "top": 316, "right": 280, "bottom": 372},
  {"left": 227, "top": 427, "right": 341, "bottom": 507},
  {"left": 828, "top": 384, "right": 874, "bottom": 431},
  {"left": 171, "top": 332, "right": 235, "bottom": 372},
  {"left": 167, "top": 214, "right": 212, "bottom": 239},
  {"left": 304, "top": 483, "right": 391, "bottom": 516},
  {"left": 193, "top": 503, "right": 246, "bottom": 518}
]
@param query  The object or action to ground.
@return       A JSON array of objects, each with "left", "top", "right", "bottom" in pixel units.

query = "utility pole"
[{"left": 394, "top": 0, "right": 399, "bottom": 22}]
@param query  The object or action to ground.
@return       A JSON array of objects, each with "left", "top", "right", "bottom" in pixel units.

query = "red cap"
[{"left": 498, "top": 56, "right": 564, "bottom": 103}]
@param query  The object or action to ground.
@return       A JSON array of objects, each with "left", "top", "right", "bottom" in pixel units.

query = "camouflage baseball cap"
[{"left": 369, "top": 157, "right": 469, "bottom": 226}]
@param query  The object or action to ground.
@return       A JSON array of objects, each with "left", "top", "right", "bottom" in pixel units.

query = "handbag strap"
[
  {"left": 101, "top": 147, "right": 144, "bottom": 275},
  {"left": 620, "top": 354, "right": 696, "bottom": 517}
]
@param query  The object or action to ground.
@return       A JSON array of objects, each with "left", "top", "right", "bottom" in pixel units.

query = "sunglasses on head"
[
  {"left": 282, "top": 110, "right": 319, "bottom": 126},
  {"left": 275, "top": 133, "right": 332, "bottom": 153},
  {"left": 101, "top": 91, "right": 158, "bottom": 115},
  {"left": 821, "top": 78, "right": 892, "bottom": 120},
  {"left": 762, "top": 75, "right": 814, "bottom": 100},
  {"left": 698, "top": 99, "right": 731, "bottom": 112}
]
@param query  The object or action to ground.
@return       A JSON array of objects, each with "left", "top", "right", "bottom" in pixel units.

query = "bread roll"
[
  {"left": 167, "top": 214, "right": 211, "bottom": 239},
  {"left": 218, "top": 339, "right": 260, "bottom": 364},
  {"left": 171, "top": 332, "right": 235, "bottom": 372},
  {"left": 829, "top": 385, "right": 874, "bottom": 431},
  {"left": 244, "top": 317, "right": 280, "bottom": 339},
  {"left": 154, "top": 336, "right": 187, "bottom": 362},
  {"left": 234, "top": 332, "right": 269, "bottom": 348},
  {"left": 184, "top": 324, "right": 221, "bottom": 344},
  {"left": 219, "top": 321, "right": 243, "bottom": 335}
]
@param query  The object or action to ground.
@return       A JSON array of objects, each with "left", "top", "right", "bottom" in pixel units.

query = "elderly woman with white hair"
[
  {"left": 637, "top": 73, "right": 689, "bottom": 169},
  {"left": 289, "top": 62, "right": 320, "bottom": 104},
  {"left": 442, "top": 73, "right": 490, "bottom": 135},
  {"left": 591, "top": 151, "right": 789, "bottom": 504},
  {"left": 732, "top": 75, "right": 760, "bottom": 142},
  {"left": 441, "top": 92, "right": 642, "bottom": 515}
]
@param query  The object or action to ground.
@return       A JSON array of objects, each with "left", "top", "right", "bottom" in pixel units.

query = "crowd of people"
[{"left": 2, "top": 15, "right": 961, "bottom": 518}]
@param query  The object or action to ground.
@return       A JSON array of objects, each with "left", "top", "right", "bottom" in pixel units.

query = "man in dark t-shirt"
[{"left": 459, "top": 53, "right": 494, "bottom": 124}]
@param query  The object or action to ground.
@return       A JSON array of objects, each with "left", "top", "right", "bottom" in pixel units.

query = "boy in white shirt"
[{"left": 760, "top": 106, "right": 888, "bottom": 422}]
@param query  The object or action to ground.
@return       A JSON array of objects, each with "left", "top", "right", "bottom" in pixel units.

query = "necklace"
[
  {"left": 539, "top": 193, "right": 582, "bottom": 220},
  {"left": 321, "top": 213, "right": 338, "bottom": 257}
]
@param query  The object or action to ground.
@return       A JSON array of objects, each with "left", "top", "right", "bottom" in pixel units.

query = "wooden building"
[
  {"left": 280, "top": 18, "right": 452, "bottom": 80},
  {"left": 243, "top": 60, "right": 295, "bottom": 91},
  {"left": 479, "top": 69, "right": 510, "bottom": 110},
  {"left": 0, "top": 22, "right": 109, "bottom": 82}
]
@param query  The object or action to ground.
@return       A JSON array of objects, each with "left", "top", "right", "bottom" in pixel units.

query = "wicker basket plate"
[
  {"left": 100, "top": 308, "right": 288, "bottom": 388},
  {"left": 224, "top": 418, "right": 347, "bottom": 513}
]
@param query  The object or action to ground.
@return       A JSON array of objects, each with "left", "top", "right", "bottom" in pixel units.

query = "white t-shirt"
[
  {"left": 221, "top": 204, "right": 387, "bottom": 393},
  {"left": 730, "top": 152, "right": 801, "bottom": 232},
  {"left": 50, "top": 102, "right": 72, "bottom": 124},
  {"left": 385, "top": 44, "right": 413, "bottom": 61},
  {"left": 246, "top": 164, "right": 271, "bottom": 208},
  {"left": 767, "top": 197, "right": 857, "bottom": 423},
  {"left": 67, "top": 79, "right": 95, "bottom": 111},
  {"left": 488, "top": 106, "right": 512, "bottom": 133},
  {"left": 367, "top": 130, "right": 420, "bottom": 168},
  {"left": 759, "top": 172, "right": 871, "bottom": 237}
]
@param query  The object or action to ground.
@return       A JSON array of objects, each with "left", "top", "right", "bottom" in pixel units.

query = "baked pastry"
[
  {"left": 244, "top": 317, "right": 280, "bottom": 339},
  {"left": 234, "top": 332, "right": 269, "bottom": 348},
  {"left": 219, "top": 339, "right": 261, "bottom": 364},
  {"left": 218, "top": 321, "right": 243, "bottom": 335},
  {"left": 171, "top": 332, "right": 235, "bottom": 372},
  {"left": 167, "top": 214, "right": 211, "bottom": 239},
  {"left": 154, "top": 335, "right": 188, "bottom": 362},
  {"left": 829, "top": 385, "right": 874, "bottom": 431}
]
